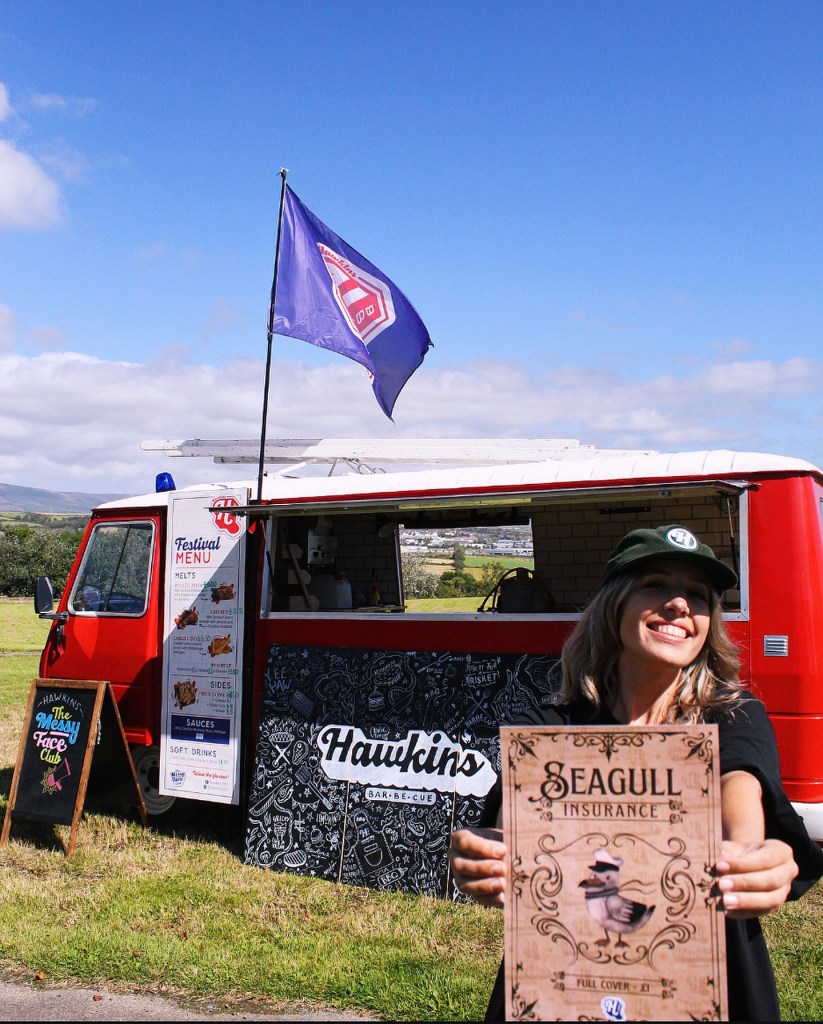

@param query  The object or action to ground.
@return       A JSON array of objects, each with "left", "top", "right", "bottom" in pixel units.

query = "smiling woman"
[
  {"left": 449, "top": 524, "right": 823, "bottom": 1023},
  {"left": 620, "top": 564, "right": 711, "bottom": 657},
  {"left": 556, "top": 527, "right": 744, "bottom": 728}
]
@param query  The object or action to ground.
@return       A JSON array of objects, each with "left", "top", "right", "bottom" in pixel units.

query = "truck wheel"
[{"left": 131, "top": 745, "right": 176, "bottom": 816}]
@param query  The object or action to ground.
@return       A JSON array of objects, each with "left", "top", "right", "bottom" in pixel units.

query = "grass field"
[
  {"left": 0, "top": 598, "right": 51, "bottom": 654},
  {"left": 405, "top": 596, "right": 481, "bottom": 613},
  {"left": 0, "top": 600, "right": 820, "bottom": 1019},
  {"left": 417, "top": 553, "right": 534, "bottom": 580},
  {"left": 0, "top": 602, "right": 502, "bottom": 1020}
]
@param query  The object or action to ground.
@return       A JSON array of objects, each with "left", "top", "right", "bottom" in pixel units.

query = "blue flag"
[{"left": 271, "top": 186, "right": 433, "bottom": 419}]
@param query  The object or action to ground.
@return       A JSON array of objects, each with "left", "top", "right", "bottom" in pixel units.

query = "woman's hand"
[
  {"left": 718, "top": 769, "right": 797, "bottom": 917},
  {"left": 449, "top": 827, "right": 508, "bottom": 907},
  {"left": 716, "top": 838, "right": 798, "bottom": 918}
]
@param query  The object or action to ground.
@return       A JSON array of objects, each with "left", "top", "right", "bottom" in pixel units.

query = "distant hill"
[{"left": 0, "top": 482, "right": 127, "bottom": 514}]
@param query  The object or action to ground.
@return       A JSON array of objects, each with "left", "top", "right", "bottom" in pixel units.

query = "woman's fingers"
[
  {"left": 450, "top": 826, "right": 506, "bottom": 859},
  {"left": 716, "top": 838, "right": 798, "bottom": 918},
  {"left": 449, "top": 828, "right": 508, "bottom": 907}
]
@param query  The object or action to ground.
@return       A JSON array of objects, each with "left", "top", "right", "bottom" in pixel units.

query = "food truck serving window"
[
  {"left": 260, "top": 485, "right": 744, "bottom": 617},
  {"left": 70, "top": 521, "right": 154, "bottom": 616}
]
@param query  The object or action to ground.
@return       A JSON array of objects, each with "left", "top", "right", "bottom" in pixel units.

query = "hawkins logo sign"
[
  {"left": 210, "top": 495, "right": 242, "bottom": 536},
  {"left": 316, "top": 725, "right": 497, "bottom": 797},
  {"left": 317, "top": 244, "right": 396, "bottom": 344}
]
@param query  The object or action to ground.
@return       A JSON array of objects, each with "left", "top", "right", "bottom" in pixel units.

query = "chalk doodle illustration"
[
  {"left": 244, "top": 644, "right": 558, "bottom": 896},
  {"left": 41, "top": 756, "right": 72, "bottom": 795}
]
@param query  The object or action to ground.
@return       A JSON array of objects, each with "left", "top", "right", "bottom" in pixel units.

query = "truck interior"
[{"left": 260, "top": 483, "right": 743, "bottom": 616}]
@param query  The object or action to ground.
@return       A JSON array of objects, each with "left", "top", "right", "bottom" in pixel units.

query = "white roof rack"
[
  {"left": 141, "top": 437, "right": 656, "bottom": 471},
  {"left": 102, "top": 446, "right": 820, "bottom": 511}
]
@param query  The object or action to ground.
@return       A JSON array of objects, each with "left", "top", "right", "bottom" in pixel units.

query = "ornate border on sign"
[
  {"left": 505, "top": 726, "right": 724, "bottom": 1022},
  {"left": 516, "top": 830, "right": 708, "bottom": 969}
]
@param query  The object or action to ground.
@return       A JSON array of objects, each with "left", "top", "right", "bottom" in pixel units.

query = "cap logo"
[{"left": 665, "top": 527, "right": 698, "bottom": 551}]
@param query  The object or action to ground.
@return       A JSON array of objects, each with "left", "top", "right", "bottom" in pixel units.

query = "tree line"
[
  {"left": 400, "top": 548, "right": 509, "bottom": 599},
  {"left": 0, "top": 524, "right": 85, "bottom": 597},
  {"left": 1, "top": 528, "right": 515, "bottom": 603}
]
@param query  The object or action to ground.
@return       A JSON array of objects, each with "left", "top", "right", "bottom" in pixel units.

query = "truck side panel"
[{"left": 746, "top": 477, "right": 823, "bottom": 802}]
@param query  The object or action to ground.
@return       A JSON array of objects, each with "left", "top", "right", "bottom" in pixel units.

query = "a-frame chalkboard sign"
[{"left": 1, "top": 679, "right": 148, "bottom": 858}]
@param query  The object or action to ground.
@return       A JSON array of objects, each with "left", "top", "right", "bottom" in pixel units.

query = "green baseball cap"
[{"left": 602, "top": 524, "right": 738, "bottom": 594}]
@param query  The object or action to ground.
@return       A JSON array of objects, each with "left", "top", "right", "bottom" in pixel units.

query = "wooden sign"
[
  {"left": 501, "top": 724, "right": 727, "bottom": 1022},
  {"left": 1, "top": 679, "right": 148, "bottom": 858}
]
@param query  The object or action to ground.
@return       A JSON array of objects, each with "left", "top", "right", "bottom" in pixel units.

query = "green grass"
[
  {"left": 418, "top": 554, "right": 534, "bottom": 578},
  {"left": 763, "top": 882, "right": 823, "bottom": 1020},
  {"left": 0, "top": 654, "right": 39, "bottom": 714},
  {"left": 0, "top": 601, "right": 820, "bottom": 1019},
  {"left": 464, "top": 555, "right": 534, "bottom": 571},
  {"left": 405, "top": 596, "right": 483, "bottom": 613},
  {"left": 0, "top": 599, "right": 51, "bottom": 653},
  {"left": 0, "top": 821, "right": 501, "bottom": 1019},
  {"left": 0, "top": 607, "right": 503, "bottom": 1020}
]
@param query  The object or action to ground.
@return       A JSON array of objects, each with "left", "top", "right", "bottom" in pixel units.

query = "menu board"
[
  {"left": 1, "top": 678, "right": 147, "bottom": 858},
  {"left": 160, "top": 490, "right": 248, "bottom": 804},
  {"left": 9, "top": 683, "right": 97, "bottom": 825},
  {"left": 501, "top": 724, "right": 727, "bottom": 1022}
]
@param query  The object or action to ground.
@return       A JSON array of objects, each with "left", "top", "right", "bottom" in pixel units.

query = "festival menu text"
[{"left": 160, "top": 490, "right": 247, "bottom": 804}]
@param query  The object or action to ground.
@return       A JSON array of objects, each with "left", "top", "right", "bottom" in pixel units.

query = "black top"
[{"left": 482, "top": 694, "right": 823, "bottom": 1022}]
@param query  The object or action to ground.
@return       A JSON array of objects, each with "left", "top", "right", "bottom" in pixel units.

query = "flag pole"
[{"left": 257, "top": 167, "right": 289, "bottom": 502}]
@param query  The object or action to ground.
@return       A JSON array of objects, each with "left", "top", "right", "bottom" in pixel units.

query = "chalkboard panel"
[
  {"left": 12, "top": 684, "right": 97, "bottom": 825},
  {"left": 244, "top": 645, "right": 561, "bottom": 896},
  {"left": 1, "top": 679, "right": 148, "bottom": 858}
]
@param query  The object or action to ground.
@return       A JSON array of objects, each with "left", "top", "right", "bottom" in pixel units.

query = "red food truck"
[{"left": 34, "top": 438, "right": 823, "bottom": 891}]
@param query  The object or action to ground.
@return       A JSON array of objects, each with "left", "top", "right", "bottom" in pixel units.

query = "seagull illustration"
[{"left": 579, "top": 848, "right": 655, "bottom": 947}]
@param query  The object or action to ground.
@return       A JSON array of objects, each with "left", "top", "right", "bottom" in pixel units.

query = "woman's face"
[{"left": 618, "top": 560, "right": 712, "bottom": 674}]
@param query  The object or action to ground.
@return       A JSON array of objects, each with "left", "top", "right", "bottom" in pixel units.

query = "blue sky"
[{"left": 2, "top": 1, "right": 822, "bottom": 493}]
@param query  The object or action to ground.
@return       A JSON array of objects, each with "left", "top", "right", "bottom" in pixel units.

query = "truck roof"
[{"left": 98, "top": 444, "right": 823, "bottom": 513}]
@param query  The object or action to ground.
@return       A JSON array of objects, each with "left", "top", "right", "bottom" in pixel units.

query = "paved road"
[{"left": 0, "top": 978, "right": 377, "bottom": 1022}]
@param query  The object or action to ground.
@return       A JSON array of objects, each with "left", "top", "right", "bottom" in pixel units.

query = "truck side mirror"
[
  {"left": 34, "top": 576, "right": 67, "bottom": 622},
  {"left": 34, "top": 576, "right": 54, "bottom": 615}
]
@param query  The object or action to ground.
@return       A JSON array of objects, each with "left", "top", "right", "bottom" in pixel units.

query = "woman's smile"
[
  {"left": 648, "top": 621, "right": 691, "bottom": 640},
  {"left": 618, "top": 559, "right": 711, "bottom": 673}
]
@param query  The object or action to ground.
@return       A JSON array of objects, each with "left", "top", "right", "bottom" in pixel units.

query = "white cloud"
[
  {"left": 1, "top": 349, "right": 822, "bottom": 494},
  {"left": 201, "top": 299, "right": 246, "bottom": 340},
  {"left": 29, "top": 93, "right": 98, "bottom": 117},
  {"left": 703, "top": 357, "right": 818, "bottom": 397},
  {"left": 0, "top": 139, "right": 62, "bottom": 229},
  {"left": 0, "top": 305, "right": 14, "bottom": 350},
  {"left": 0, "top": 83, "right": 11, "bottom": 123},
  {"left": 25, "top": 324, "right": 68, "bottom": 349},
  {"left": 712, "top": 336, "right": 751, "bottom": 358},
  {"left": 38, "top": 138, "right": 90, "bottom": 182},
  {"left": 0, "top": 83, "right": 95, "bottom": 228},
  {"left": 135, "top": 242, "right": 168, "bottom": 263}
]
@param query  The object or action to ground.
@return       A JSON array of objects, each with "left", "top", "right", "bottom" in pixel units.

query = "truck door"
[{"left": 40, "top": 515, "right": 163, "bottom": 747}]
